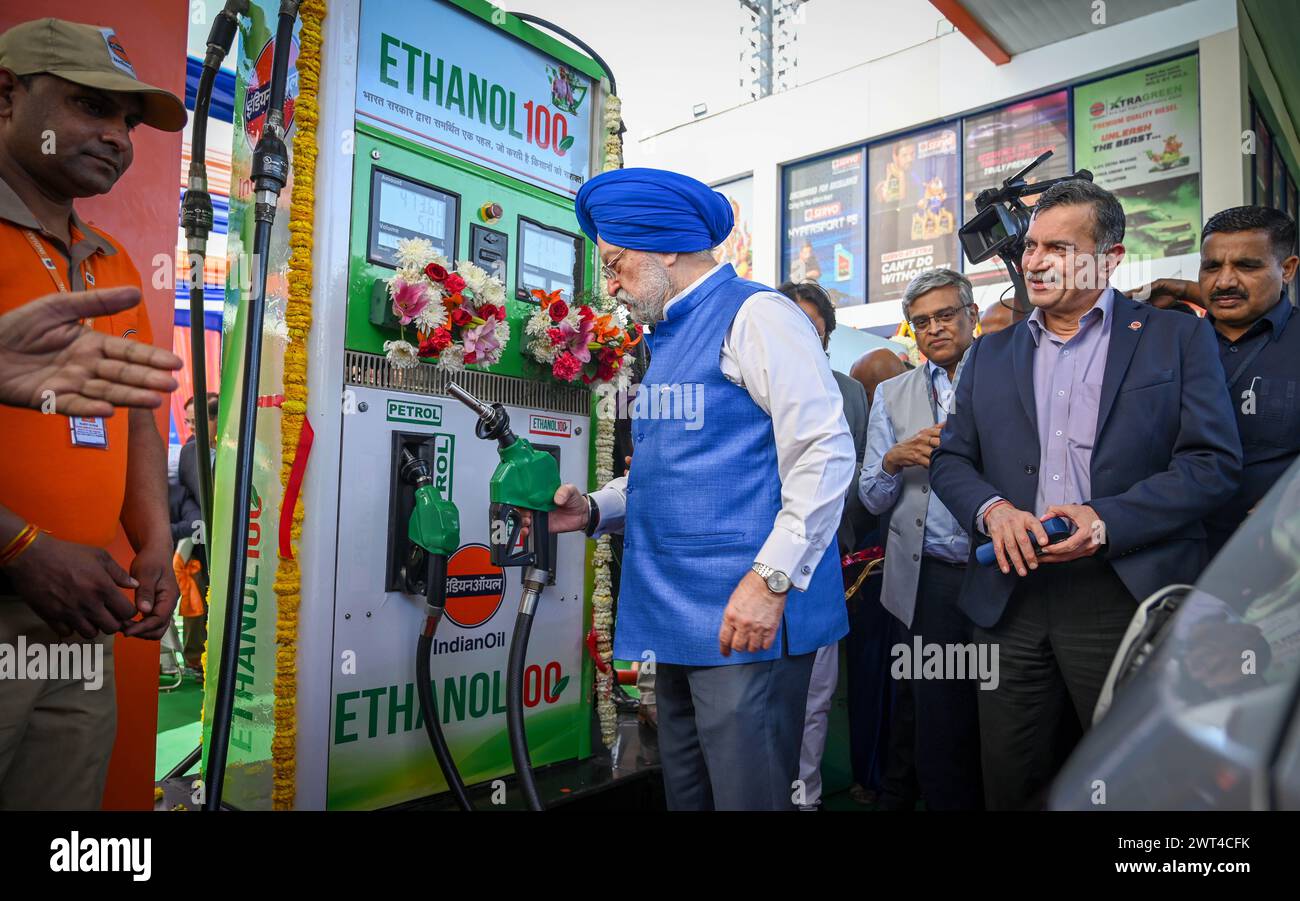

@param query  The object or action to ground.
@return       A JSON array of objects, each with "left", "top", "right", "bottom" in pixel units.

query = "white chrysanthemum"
[
  {"left": 435, "top": 343, "right": 465, "bottom": 372},
  {"left": 529, "top": 337, "right": 560, "bottom": 364},
  {"left": 524, "top": 308, "right": 553, "bottom": 336},
  {"left": 394, "top": 238, "right": 436, "bottom": 269},
  {"left": 415, "top": 302, "right": 448, "bottom": 332},
  {"left": 393, "top": 263, "right": 424, "bottom": 287},
  {"left": 383, "top": 339, "right": 420, "bottom": 370},
  {"left": 455, "top": 259, "right": 489, "bottom": 296},
  {"left": 480, "top": 280, "right": 506, "bottom": 306}
]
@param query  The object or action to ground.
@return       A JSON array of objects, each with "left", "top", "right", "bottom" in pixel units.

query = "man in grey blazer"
[
  {"left": 859, "top": 268, "right": 984, "bottom": 810},
  {"left": 781, "top": 281, "right": 869, "bottom": 808}
]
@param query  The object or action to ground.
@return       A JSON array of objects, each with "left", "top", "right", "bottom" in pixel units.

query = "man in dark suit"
[
  {"left": 781, "top": 280, "right": 869, "bottom": 808},
  {"left": 930, "top": 179, "right": 1242, "bottom": 809},
  {"left": 1135, "top": 206, "right": 1300, "bottom": 558},
  {"left": 172, "top": 391, "right": 218, "bottom": 670}
]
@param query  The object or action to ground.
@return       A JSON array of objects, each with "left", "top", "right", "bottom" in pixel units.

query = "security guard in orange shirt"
[{"left": 0, "top": 18, "right": 187, "bottom": 809}]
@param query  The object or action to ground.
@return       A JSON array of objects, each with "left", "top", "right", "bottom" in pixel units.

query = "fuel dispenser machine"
[{"left": 200, "top": 0, "right": 615, "bottom": 810}]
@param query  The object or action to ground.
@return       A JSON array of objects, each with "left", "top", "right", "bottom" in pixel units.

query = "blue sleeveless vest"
[{"left": 614, "top": 264, "right": 848, "bottom": 667}]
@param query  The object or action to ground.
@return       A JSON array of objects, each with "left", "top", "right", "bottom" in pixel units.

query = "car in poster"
[{"left": 1125, "top": 204, "right": 1197, "bottom": 256}]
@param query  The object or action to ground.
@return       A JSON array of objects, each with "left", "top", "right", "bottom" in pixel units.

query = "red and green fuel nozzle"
[{"left": 447, "top": 382, "right": 559, "bottom": 570}]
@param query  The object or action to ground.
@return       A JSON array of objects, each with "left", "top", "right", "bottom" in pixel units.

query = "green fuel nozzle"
[
  {"left": 400, "top": 449, "right": 459, "bottom": 604},
  {"left": 447, "top": 382, "right": 560, "bottom": 570}
]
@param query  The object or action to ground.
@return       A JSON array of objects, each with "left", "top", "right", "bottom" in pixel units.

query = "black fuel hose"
[
  {"left": 415, "top": 583, "right": 475, "bottom": 811},
  {"left": 506, "top": 607, "right": 544, "bottom": 811},
  {"left": 186, "top": 62, "right": 217, "bottom": 534}
]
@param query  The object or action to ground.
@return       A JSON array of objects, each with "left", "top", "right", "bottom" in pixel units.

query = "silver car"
[{"left": 1050, "top": 457, "right": 1300, "bottom": 810}]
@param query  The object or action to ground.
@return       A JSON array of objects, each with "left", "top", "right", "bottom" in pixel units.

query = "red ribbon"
[
  {"left": 258, "top": 394, "right": 285, "bottom": 408},
  {"left": 585, "top": 625, "right": 610, "bottom": 673},
  {"left": 279, "top": 418, "right": 315, "bottom": 560}
]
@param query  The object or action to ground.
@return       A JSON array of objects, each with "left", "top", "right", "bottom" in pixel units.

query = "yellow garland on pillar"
[
  {"left": 591, "top": 92, "right": 623, "bottom": 748},
  {"left": 270, "top": 0, "right": 325, "bottom": 810}
]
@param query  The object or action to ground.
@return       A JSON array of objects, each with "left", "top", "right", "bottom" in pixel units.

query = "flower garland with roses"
[
  {"left": 382, "top": 237, "right": 510, "bottom": 371},
  {"left": 523, "top": 287, "right": 642, "bottom": 389}
]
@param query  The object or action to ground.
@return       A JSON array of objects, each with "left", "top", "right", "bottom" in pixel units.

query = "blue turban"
[{"left": 575, "top": 167, "right": 734, "bottom": 253}]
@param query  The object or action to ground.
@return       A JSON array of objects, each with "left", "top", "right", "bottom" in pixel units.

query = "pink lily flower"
[
  {"left": 462, "top": 316, "right": 502, "bottom": 362},
  {"left": 391, "top": 278, "right": 430, "bottom": 325},
  {"left": 556, "top": 316, "right": 596, "bottom": 363}
]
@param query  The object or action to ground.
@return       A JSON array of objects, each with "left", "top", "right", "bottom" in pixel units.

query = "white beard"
[{"left": 617, "top": 264, "right": 673, "bottom": 324}]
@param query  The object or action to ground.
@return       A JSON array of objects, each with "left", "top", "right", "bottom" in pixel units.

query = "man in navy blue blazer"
[{"left": 930, "top": 180, "right": 1242, "bottom": 810}]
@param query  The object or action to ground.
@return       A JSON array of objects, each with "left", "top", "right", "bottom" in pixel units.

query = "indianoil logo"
[
  {"left": 444, "top": 544, "right": 506, "bottom": 629},
  {"left": 244, "top": 36, "right": 300, "bottom": 148}
]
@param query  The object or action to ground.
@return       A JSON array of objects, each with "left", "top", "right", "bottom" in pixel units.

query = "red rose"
[
  {"left": 450, "top": 308, "right": 472, "bottom": 327},
  {"left": 430, "top": 327, "right": 452, "bottom": 351},
  {"left": 463, "top": 350, "right": 478, "bottom": 365},
  {"left": 417, "top": 334, "right": 440, "bottom": 357},
  {"left": 444, "top": 273, "right": 466, "bottom": 293},
  {"left": 548, "top": 300, "right": 569, "bottom": 322},
  {"left": 424, "top": 263, "right": 448, "bottom": 282},
  {"left": 475, "top": 303, "right": 501, "bottom": 323}
]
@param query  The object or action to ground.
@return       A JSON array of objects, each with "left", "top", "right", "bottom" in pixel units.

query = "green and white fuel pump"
[{"left": 200, "top": 0, "right": 617, "bottom": 810}]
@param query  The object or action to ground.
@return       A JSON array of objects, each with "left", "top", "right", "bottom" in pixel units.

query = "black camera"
[{"left": 958, "top": 150, "right": 1093, "bottom": 312}]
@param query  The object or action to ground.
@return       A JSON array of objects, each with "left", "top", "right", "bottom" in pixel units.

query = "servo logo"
[
  {"left": 1089, "top": 101, "right": 1105, "bottom": 118},
  {"left": 529, "top": 414, "right": 571, "bottom": 438},
  {"left": 444, "top": 544, "right": 505, "bottom": 628},
  {"left": 244, "top": 36, "right": 300, "bottom": 148},
  {"left": 99, "top": 29, "right": 138, "bottom": 78}
]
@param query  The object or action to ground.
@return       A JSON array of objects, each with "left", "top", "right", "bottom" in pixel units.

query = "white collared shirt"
[{"left": 590, "top": 263, "right": 855, "bottom": 591}]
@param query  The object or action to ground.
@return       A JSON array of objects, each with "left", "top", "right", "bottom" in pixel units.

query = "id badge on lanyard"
[{"left": 23, "top": 229, "right": 108, "bottom": 449}]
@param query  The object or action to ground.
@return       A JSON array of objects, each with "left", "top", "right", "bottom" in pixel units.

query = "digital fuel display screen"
[
  {"left": 368, "top": 169, "right": 459, "bottom": 267},
  {"left": 518, "top": 217, "right": 582, "bottom": 301}
]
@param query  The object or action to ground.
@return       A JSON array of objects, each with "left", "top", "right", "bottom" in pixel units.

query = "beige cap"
[{"left": 0, "top": 18, "right": 186, "bottom": 132}]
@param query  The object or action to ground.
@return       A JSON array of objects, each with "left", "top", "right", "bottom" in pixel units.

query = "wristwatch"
[
  {"left": 583, "top": 493, "right": 601, "bottom": 537},
  {"left": 751, "top": 562, "right": 792, "bottom": 595}
]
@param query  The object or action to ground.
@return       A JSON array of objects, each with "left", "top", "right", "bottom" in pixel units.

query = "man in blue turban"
[{"left": 545, "top": 166, "right": 855, "bottom": 810}]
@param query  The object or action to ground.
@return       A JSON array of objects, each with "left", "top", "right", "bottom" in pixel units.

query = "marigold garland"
[
  {"left": 591, "top": 91, "right": 623, "bottom": 748},
  {"left": 270, "top": 0, "right": 325, "bottom": 810}
]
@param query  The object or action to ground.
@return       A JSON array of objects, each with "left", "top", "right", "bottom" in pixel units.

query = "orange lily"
[
  {"left": 592, "top": 314, "right": 622, "bottom": 344},
  {"left": 532, "top": 288, "right": 564, "bottom": 310}
]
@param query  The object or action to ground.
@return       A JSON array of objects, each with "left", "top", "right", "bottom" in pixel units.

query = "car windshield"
[{"left": 1050, "top": 457, "right": 1300, "bottom": 809}]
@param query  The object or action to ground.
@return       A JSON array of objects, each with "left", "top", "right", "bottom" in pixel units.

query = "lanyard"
[
  {"left": 1224, "top": 335, "right": 1271, "bottom": 391},
  {"left": 928, "top": 371, "right": 954, "bottom": 423},
  {"left": 22, "top": 229, "right": 95, "bottom": 326}
]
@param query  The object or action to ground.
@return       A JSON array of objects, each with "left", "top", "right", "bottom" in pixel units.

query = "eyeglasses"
[
  {"left": 909, "top": 304, "right": 970, "bottom": 333},
  {"left": 601, "top": 246, "right": 628, "bottom": 281}
]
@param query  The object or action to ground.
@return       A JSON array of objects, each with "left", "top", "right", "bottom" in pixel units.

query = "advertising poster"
[
  {"left": 782, "top": 148, "right": 867, "bottom": 307},
  {"left": 962, "top": 90, "right": 1071, "bottom": 285},
  {"left": 1074, "top": 56, "right": 1201, "bottom": 259},
  {"left": 356, "top": 0, "right": 595, "bottom": 197},
  {"left": 868, "top": 125, "right": 961, "bottom": 302},
  {"left": 714, "top": 176, "right": 755, "bottom": 280}
]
